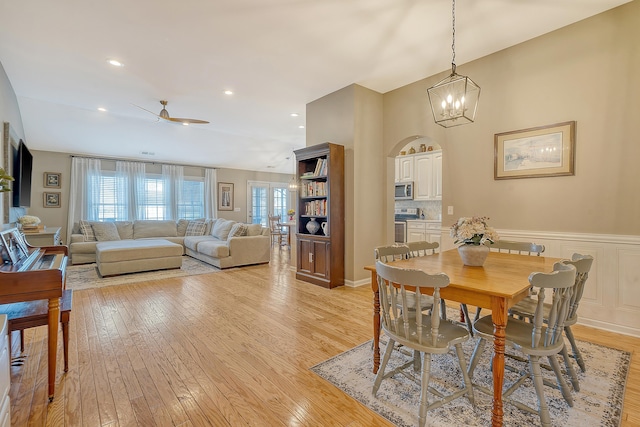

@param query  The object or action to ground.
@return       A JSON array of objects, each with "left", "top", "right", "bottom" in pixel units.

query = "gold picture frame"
[
  {"left": 217, "top": 182, "right": 234, "bottom": 211},
  {"left": 44, "top": 192, "right": 61, "bottom": 208},
  {"left": 44, "top": 172, "right": 61, "bottom": 188},
  {"left": 494, "top": 121, "right": 576, "bottom": 180}
]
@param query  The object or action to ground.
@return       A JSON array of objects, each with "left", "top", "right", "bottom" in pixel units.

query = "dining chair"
[
  {"left": 373, "top": 261, "right": 474, "bottom": 427},
  {"left": 468, "top": 262, "right": 577, "bottom": 427},
  {"left": 509, "top": 253, "right": 594, "bottom": 388},
  {"left": 472, "top": 240, "right": 546, "bottom": 322},
  {"left": 268, "top": 215, "right": 286, "bottom": 247}
]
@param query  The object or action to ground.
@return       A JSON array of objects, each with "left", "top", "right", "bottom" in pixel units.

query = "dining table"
[{"left": 364, "top": 248, "right": 561, "bottom": 427}]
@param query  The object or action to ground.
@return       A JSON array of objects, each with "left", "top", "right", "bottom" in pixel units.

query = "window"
[
  {"left": 91, "top": 171, "right": 205, "bottom": 221},
  {"left": 178, "top": 179, "right": 205, "bottom": 219},
  {"left": 247, "top": 181, "right": 291, "bottom": 226}
]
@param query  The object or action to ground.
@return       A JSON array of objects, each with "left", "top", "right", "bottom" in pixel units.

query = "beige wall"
[
  {"left": 29, "top": 150, "right": 292, "bottom": 242},
  {"left": 384, "top": 1, "right": 640, "bottom": 236}
]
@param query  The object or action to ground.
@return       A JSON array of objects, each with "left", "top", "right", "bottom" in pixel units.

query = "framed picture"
[
  {"left": 2, "top": 122, "right": 19, "bottom": 223},
  {"left": 0, "top": 228, "right": 29, "bottom": 264},
  {"left": 44, "top": 192, "right": 61, "bottom": 208},
  {"left": 494, "top": 121, "right": 576, "bottom": 180},
  {"left": 218, "top": 182, "right": 234, "bottom": 211},
  {"left": 44, "top": 172, "right": 61, "bottom": 188}
]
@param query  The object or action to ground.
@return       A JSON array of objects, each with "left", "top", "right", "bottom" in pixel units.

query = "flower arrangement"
[
  {"left": 18, "top": 215, "right": 41, "bottom": 226},
  {"left": 287, "top": 209, "right": 295, "bottom": 216},
  {"left": 450, "top": 216, "right": 499, "bottom": 246},
  {"left": 0, "top": 167, "right": 13, "bottom": 193}
]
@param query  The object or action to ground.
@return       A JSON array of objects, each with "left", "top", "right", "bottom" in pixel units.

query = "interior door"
[{"left": 248, "top": 182, "right": 270, "bottom": 226}]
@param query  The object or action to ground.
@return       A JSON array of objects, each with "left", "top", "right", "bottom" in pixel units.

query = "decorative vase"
[
  {"left": 321, "top": 221, "right": 328, "bottom": 236},
  {"left": 306, "top": 217, "right": 320, "bottom": 235},
  {"left": 457, "top": 244, "right": 489, "bottom": 267},
  {"left": 289, "top": 215, "right": 294, "bottom": 221}
]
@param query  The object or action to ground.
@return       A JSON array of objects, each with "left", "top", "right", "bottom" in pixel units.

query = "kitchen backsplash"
[{"left": 395, "top": 200, "right": 442, "bottom": 221}]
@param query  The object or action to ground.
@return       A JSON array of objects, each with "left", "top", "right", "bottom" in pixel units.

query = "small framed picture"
[
  {"left": 217, "top": 182, "right": 234, "bottom": 211},
  {"left": 44, "top": 192, "right": 61, "bottom": 208},
  {"left": 43, "top": 172, "right": 61, "bottom": 188}
]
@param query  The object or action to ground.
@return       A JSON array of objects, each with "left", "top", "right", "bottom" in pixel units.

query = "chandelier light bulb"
[{"left": 447, "top": 94, "right": 453, "bottom": 104}]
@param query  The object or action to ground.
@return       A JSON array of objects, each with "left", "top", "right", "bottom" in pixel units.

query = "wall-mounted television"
[{"left": 12, "top": 140, "right": 33, "bottom": 207}]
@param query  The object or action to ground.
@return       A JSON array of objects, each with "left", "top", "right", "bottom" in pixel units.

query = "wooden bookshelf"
[{"left": 294, "top": 142, "right": 344, "bottom": 288}]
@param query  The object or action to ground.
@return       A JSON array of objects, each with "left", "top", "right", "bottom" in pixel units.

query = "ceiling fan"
[{"left": 135, "top": 100, "right": 209, "bottom": 124}]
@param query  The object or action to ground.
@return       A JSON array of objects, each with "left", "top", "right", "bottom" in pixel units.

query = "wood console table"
[
  {"left": 23, "top": 226, "right": 62, "bottom": 247},
  {"left": 365, "top": 249, "right": 561, "bottom": 427}
]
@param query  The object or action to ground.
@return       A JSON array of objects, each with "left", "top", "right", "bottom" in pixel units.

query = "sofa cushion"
[
  {"left": 228, "top": 223, "right": 248, "bottom": 240},
  {"left": 115, "top": 221, "right": 134, "bottom": 240},
  {"left": 133, "top": 220, "right": 178, "bottom": 239},
  {"left": 185, "top": 220, "right": 207, "bottom": 236},
  {"left": 92, "top": 222, "right": 121, "bottom": 241},
  {"left": 246, "top": 223, "right": 263, "bottom": 236},
  {"left": 96, "top": 239, "right": 183, "bottom": 263},
  {"left": 80, "top": 220, "right": 97, "bottom": 242},
  {"left": 196, "top": 240, "right": 230, "bottom": 258},
  {"left": 211, "top": 219, "right": 235, "bottom": 240},
  {"left": 183, "top": 235, "right": 220, "bottom": 251},
  {"left": 177, "top": 219, "right": 190, "bottom": 237}
]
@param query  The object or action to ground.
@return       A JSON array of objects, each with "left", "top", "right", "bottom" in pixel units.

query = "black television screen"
[{"left": 12, "top": 140, "right": 33, "bottom": 207}]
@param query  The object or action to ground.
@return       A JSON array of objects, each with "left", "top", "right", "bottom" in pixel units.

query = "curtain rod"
[{"left": 69, "top": 154, "right": 217, "bottom": 170}]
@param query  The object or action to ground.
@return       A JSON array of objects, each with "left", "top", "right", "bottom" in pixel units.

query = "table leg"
[
  {"left": 48, "top": 297, "right": 60, "bottom": 402},
  {"left": 371, "top": 271, "right": 380, "bottom": 374},
  {"left": 490, "top": 297, "right": 507, "bottom": 427}
]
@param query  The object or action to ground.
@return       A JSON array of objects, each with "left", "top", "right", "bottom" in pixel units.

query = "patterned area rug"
[
  {"left": 66, "top": 256, "right": 222, "bottom": 290},
  {"left": 311, "top": 334, "right": 629, "bottom": 426}
]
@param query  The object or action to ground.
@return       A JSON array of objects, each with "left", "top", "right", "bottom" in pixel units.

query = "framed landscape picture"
[
  {"left": 218, "top": 182, "right": 234, "bottom": 211},
  {"left": 494, "top": 121, "right": 576, "bottom": 180},
  {"left": 44, "top": 192, "right": 61, "bottom": 208},
  {"left": 44, "top": 172, "right": 61, "bottom": 188}
]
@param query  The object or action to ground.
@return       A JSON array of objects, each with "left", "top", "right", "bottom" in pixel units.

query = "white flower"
[
  {"left": 450, "top": 216, "right": 499, "bottom": 246},
  {"left": 18, "top": 215, "right": 41, "bottom": 226}
]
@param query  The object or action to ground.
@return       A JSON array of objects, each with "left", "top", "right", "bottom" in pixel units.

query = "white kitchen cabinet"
[
  {"left": 413, "top": 150, "right": 442, "bottom": 201},
  {"left": 395, "top": 156, "right": 413, "bottom": 182},
  {"left": 406, "top": 220, "right": 441, "bottom": 246}
]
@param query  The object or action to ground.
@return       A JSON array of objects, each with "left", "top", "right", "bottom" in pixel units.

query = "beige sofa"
[{"left": 69, "top": 218, "right": 270, "bottom": 269}]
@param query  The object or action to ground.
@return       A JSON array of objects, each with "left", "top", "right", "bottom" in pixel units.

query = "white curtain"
[
  {"left": 67, "top": 157, "right": 101, "bottom": 244},
  {"left": 116, "top": 161, "right": 146, "bottom": 220},
  {"left": 204, "top": 168, "right": 217, "bottom": 219},
  {"left": 162, "top": 164, "right": 184, "bottom": 220}
]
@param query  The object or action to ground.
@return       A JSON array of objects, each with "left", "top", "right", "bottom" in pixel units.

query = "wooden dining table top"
[{"left": 364, "top": 249, "right": 562, "bottom": 308}]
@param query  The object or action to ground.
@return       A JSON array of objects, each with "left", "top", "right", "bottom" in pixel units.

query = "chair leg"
[
  {"left": 467, "top": 336, "right": 486, "bottom": 379},
  {"left": 372, "top": 338, "right": 396, "bottom": 396},
  {"left": 413, "top": 349, "right": 421, "bottom": 372},
  {"left": 564, "top": 326, "right": 585, "bottom": 372},
  {"left": 529, "top": 356, "right": 552, "bottom": 427},
  {"left": 20, "top": 330, "right": 24, "bottom": 353},
  {"left": 473, "top": 306, "right": 482, "bottom": 322},
  {"left": 459, "top": 304, "right": 474, "bottom": 337},
  {"left": 418, "top": 351, "right": 431, "bottom": 427},
  {"left": 440, "top": 299, "right": 447, "bottom": 320},
  {"left": 560, "top": 344, "right": 579, "bottom": 391},
  {"left": 454, "top": 343, "right": 475, "bottom": 405},
  {"left": 548, "top": 354, "right": 573, "bottom": 407}
]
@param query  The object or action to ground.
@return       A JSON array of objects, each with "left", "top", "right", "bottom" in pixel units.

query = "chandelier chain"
[{"left": 451, "top": 0, "right": 456, "bottom": 71}]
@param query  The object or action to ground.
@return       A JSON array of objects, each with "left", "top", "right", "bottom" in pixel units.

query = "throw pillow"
[
  {"left": 211, "top": 218, "right": 236, "bottom": 240},
  {"left": 227, "top": 223, "right": 248, "bottom": 240},
  {"left": 92, "top": 222, "right": 121, "bottom": 242},
  {"left": 246, "top": 223, "right": 263, "bottom": 236},
  {"left": 80, "top": 220, "right": 96, "bottom": 242},
  {"left": 177, "top": 219, "right": 190, "bottom": 237},
  {"left": 185, "top": 220, "right": 207, "bottom": 236}
]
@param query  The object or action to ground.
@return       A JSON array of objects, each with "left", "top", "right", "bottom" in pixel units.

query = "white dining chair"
[
  {"left": 468, "top": 262, "right": 576, "bottom": 427},
  {"left": 373, "top": 261, "right": 474, "bottom": 427}
]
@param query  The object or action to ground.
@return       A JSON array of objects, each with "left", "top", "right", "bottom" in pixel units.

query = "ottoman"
[{"left": 96, "top": 239, "right": 183, "bottom": 277}]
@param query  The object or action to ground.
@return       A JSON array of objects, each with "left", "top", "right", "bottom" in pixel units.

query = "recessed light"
[
  {"left": 290, "top": 113, "right": 299, "bottom": 117},
  {"left": 182, "top": 122, "right": 189, "bottom": 126},
  {"left": 97, "top": 107, "right": 107, "bottom": 112},
  {"left": 298, "top": 125, "right": 305, "bottom": 129},
  {"left": 224, "top": 90, "right": 233, "bottom": 95},
  {"left": 107, "top": 59, "right": 124, "bottom": 67}
]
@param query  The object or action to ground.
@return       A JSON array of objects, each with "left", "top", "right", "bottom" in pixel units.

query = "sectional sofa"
[{"left": 69, "top": 218, "right": 271, "bottom": 269}]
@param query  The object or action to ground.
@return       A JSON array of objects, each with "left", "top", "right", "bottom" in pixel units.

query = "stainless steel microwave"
[{"left": 395, "top": 182, "right": 413, "bottom": 200}]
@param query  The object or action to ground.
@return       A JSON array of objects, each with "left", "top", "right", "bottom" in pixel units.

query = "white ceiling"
[{"left": 0, "top": 0, "right": 630, "bottom": 174}]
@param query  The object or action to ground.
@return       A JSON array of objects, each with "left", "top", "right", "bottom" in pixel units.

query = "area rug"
[
  {"left": 65, "top": 256, "right": 222, "bottom": 290},
  {"left": 311, "top": 336, "right": 630, "bottom": 427}
]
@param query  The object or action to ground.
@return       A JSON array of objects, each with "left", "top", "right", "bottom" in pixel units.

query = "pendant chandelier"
[{"left": 427, "top": 0, "right": 480, "bottom": 128}]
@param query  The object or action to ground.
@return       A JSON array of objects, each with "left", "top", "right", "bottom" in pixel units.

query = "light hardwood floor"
[{"left": 9, "top": 251, "right": 640, "bottom": 426}]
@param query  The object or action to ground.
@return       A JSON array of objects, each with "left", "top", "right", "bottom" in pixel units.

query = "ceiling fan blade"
[
  {"left": 165, "top": 117, "right": 210, "bottom": 124},
  {"left": 132, "top": 103, "right": 162, "bottom": 118}
]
